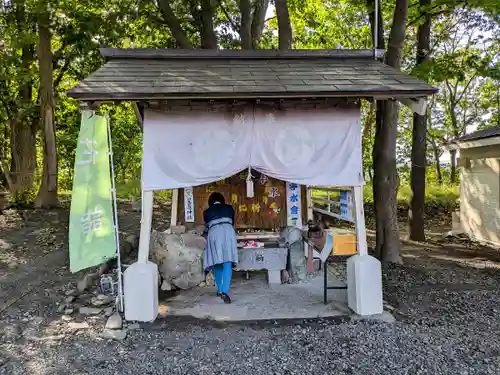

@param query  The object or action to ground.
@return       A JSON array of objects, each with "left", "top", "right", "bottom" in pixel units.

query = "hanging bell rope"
[{"left": 246, "top": 166, "right": 254, "bottom": 198}]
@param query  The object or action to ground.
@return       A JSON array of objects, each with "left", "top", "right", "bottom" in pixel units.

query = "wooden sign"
[
  {"left": 177, "top": 171, "right": 287, "bottom": 229},
  {"left": 184, "top": 187, "right": 195, "bottom": 222}
]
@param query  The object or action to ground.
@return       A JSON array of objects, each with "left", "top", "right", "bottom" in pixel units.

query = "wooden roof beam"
[{"left": 398, "top": 97, "right": 427, "bottom": 115}]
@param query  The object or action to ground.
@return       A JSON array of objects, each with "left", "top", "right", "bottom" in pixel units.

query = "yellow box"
[{"left": 327, "top": 228, "right": 357, "bottom": 255}]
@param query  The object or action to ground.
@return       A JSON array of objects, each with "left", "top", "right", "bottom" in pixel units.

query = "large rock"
[
  {"left": 280, "top": 226, "right": 307, "bottom": 283},
  {"left": 150, "top": 230, "right": 206, "bottom": 290}
]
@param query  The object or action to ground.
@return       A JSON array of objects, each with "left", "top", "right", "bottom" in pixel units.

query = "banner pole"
[{"left": 106, "top": 112, "right": 124, "bottom": 313}]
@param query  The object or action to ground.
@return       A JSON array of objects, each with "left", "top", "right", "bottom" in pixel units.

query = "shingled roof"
[
  {"left": 67, "top": 48, "right": 438, "bottom": 101},
  {"left": 452, "top": 125, "right": 500, "bottom": 143}
]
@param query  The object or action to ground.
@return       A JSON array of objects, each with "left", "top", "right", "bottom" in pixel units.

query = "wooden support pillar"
[{"left": 170, "top": 188, "right": 179, "bottom": 227}]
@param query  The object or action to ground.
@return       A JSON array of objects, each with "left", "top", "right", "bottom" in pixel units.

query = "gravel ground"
[{"left": 1, "top": 204, "right": 500, "bottom": 375}]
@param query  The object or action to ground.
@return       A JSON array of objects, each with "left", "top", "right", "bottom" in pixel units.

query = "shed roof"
[
  {"left": 453, "top": 125, "right": 500, "bottom": 143},
  {"left": 67, "top": 48, "right": 438, "bottom": 101}
]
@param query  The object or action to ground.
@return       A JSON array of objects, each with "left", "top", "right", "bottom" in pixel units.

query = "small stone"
[
  {"left": 105, "top": 313, "right": 123, "bottom": 329},
  {"left": 91, "top": 294, "right": 113, "bottom": 307},
  {"left": 77, "top": 273, "right": 98, "bottom": 293},
  {"left": 171, "top": 225, "right": 186, "bottom": 234},
  {"left": 127, "top": 323, "right": 140, "bottom": 330},
  {"left": 205, "top": 272, "right": 215, "bottom": 286},
  {"left": 161, "top": 280, "right": 172, "bottom": 291},
  {"left": 131, "top": 200, "right": 141, "bottom": 212},
  {"left": 125, "top": 234, "right": 139, "bottom": 249},
  {"left": 79, "top": 307, "right": 102, "bottom": 315},
  {"left": 61, "top": 315, "right": 73, "bottom": 322},
  {"left": 281, "top": 270, "right": 290, "bottom": 283},
  {"left": 65, "top": 296, "right": 76, "bottom": 304},
  {"left": 101, "top": 328, "right": 127, "bottom": 341},
  {"left": 65, "top": 289, "right": 78, "bottom": 296},
  {"left": 68, "top": 322, "right": 90, "bottom": 330},
  {"left": 64, "top": 308, "right": 74, "bottom": 315},
  {"left": 3, "top": 325, "right": 22, "bottom": 340},
  {"left": 104, "top": 307, "right": 114, "bottom": 317},
  {"left": 57, "top": 304, "right": 66, "bottom": 313}
]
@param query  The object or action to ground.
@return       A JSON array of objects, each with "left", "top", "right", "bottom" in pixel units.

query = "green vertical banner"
[{"left": 69, "top": 111, "right": 117, "bottom": 273}]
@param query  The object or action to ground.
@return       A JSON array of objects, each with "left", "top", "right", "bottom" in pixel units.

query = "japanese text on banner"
[
  {"left": 340, "top": 190, "right": 353, "bottom": 221},
  {"left": 286, "top": 182, "right": 302, "bottom": 228}
]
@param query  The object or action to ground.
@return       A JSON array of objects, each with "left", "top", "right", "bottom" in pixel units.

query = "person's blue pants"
[{"left": 212, "top": 262, "right": 232, "bottom": 294}]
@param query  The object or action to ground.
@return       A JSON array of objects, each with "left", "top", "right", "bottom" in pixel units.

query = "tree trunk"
[
  {"left": 239, "top": 0, "right": 252, "bottom": 49},
  {"left": 428, "top": 135, "right": 443, "bottom": 184},
  {"left": 157, "top": 0, "right": 193, "bottom": 48},
  {"left": 9, "top": 3, "right": 37, "bottom": 200},
  {"left": 10, "top": 118, "right": 37, "bottom": 198},
  {"left": 201, "top": 0, "right": 217, "bottom": 49},
  {"left": 385, "top": 0, "right": 408, "bottom": 70},
  {"left": 251, "top": 0, "right": 269, "bottom": 48},
  {"left": 409, "top": 0, "right": 431, "bottom": 242},
  {"left": 373, "top": 101, "right": 402, "bottom": 263},
  {"left": 450, "top": 149, "right": 457, "bottom": 184},
  {"left": 371, "top": 0, "right": 409, "bottom": 263},
  {"left": 275, "top": 0, "right": 292, "bottom": 50},
  {"left": 409, "top": 113, "right": 427, "bottom": 241},
  {"left": 448, "top": 102, "right": 459, "bottom": 184},
  {"left": 434, "top": 149, "right": 443, "bottom": 184},
  {"left": 35, "top": 17, "right": 58, "bottom": 208}
]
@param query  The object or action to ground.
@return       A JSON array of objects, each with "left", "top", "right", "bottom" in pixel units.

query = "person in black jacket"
[{"left": 203, "top": 192, "right": 238, "bottom": 303}]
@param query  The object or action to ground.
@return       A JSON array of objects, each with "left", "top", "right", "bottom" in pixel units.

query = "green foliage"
[{"left": 0, "top": 0, "right": 499, "bottom": 206}]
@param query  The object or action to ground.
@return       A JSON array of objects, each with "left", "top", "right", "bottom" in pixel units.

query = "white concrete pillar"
[
  {"left": 352, "top": 185, "right": 368, "bottom": 256},
  {"left": 124, "top": 188, "right": 158, "bottom": 322},
  {"left": 347, "top": 185, "right": 383, "bottom": 316},
  {"left": 138, "top": 190, "right": 154, "bottom": 263}
]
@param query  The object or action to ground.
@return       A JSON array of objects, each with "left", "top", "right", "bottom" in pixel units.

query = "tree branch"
[
  {"left": 54, "top": 58, "right": 71, "bottom": 90},
  {"left": 407, "top": 0, "right": 465, "bottom": 26},
  {"left": 251, "top": 0, "right": 269, "bottom": 48},
  {"left": 218, "top": 1, "right": 239, "bottom": 33},
  {"left": 456, "top": 73, "right": 478, "bottom": 103},
  {"left": 156, "top": 0, "right": 193, "bottom": 48}
]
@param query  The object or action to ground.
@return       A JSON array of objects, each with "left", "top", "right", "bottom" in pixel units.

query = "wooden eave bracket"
[
  {"left": 133, "top": 102, "right": 144, "bottom": 130},
  {"left": 398, "top": 97, "right": 427, "bottom": 116}
]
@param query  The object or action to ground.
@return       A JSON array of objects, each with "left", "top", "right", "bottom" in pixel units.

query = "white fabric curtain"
[{"left": 142, "top": 106, "right": 363, "bottom": 191}]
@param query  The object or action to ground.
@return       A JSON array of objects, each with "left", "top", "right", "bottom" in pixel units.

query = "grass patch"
[
  {"left": 312, "top": 183, "right": 459, "bottom": 209},
  {"left": 59, "top": 181, "right": 459, "bottom": 210}
]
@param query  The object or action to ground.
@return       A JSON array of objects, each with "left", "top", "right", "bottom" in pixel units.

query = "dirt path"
[{"left": 2, "top": 204, "right": 500, "bottom": 374}]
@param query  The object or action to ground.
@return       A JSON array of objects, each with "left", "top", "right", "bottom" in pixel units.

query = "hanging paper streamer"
[
  {"left": 286, "top": 182, "right": 302, "bottom": 228},
  {"left": 246, "top": 167, "right": 254, "bottom": 198},
  {"left": 184, "top": 187, "right": 195, "bottom": 222}
]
